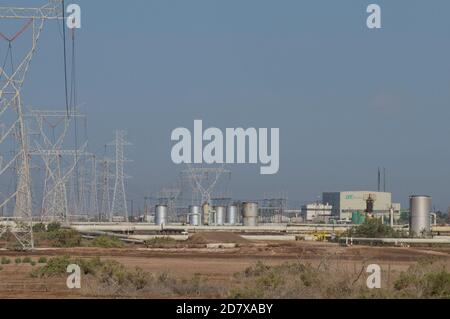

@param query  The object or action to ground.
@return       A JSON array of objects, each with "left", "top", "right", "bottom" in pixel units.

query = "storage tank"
[
  {"left": 410, "top": 195, "right": 431, "bottom": 237},
  {"left": 226, "top": 205, "right": 238, "bottom": 225},
  {"left": 188, "top": 206, "right": 201, "bottom": 226},
  {"left": 214, "top": 206, "right": 226, "bottom": 225},
  {"left": 155, "top": 205, "right": 168, "bottom": 226},
  {"left": 242, "top": 202, "right": 259, "bottom": 226},
  {"left": 202, "top": 202, "right": 210, "bottom": 225}
]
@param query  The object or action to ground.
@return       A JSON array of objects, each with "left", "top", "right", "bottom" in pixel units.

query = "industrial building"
[
  {"left": 322, "top": 191, "right": 401, "bottom": 221},
  {"left": 301, "top": 203, "right": 333, "bottom": 222}
]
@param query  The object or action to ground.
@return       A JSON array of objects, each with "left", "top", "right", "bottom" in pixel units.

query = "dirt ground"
[{"left": 1, "top": 240, "right": 449, "bottom": 299}]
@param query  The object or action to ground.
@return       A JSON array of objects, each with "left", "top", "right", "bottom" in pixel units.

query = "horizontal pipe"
[{"left": 340, "top": 237, "right": 450, "bottom": 244}]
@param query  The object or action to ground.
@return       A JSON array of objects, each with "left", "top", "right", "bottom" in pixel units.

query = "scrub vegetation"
[{"left": 27, "top": 256, "right": 450, "bottom": 299}]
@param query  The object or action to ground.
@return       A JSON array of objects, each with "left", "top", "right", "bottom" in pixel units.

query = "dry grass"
[{"left": 27, "top": 255, "right": 450, "bottom": 299}]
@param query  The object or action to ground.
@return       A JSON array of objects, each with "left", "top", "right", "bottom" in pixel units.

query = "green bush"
[
  {"left": 347, "top": 218, "right": 406, "bottom": 238},
  {"left": 394, "top": 261, "right": 450, "bottom": 298},
  {"left": 91, "top": 235, "right": 124, "bottom": 248},
  {"left": 30, "top": 261, "right": 36, "bottom": 266},
  {"left": 31, "top": 255, "right": 72, "bottom": 278},
  {"left": 22, "top": 257, "right": 32, "bottom": 264},
  {"left": 1, "top": 257, "right": 11, "bottom": 265},
  {"left": 47, "top": 222, "right": 61, "bottom": 232},
  {"left": 38, "top": 257, "right": 48, "bottom": 264},
  {"left": 15, "top": 258, "right": 22, "bottom": 264},
  {"left": 46, "top": 229, "right": 81, "bottom": 248},
  {"left": 32, "top": 223, "right": 46, "bottom": 233}
]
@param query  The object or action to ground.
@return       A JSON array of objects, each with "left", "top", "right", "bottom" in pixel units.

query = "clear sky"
[{"left": 6, "top": 0, "right": 450, "bottom": 211}]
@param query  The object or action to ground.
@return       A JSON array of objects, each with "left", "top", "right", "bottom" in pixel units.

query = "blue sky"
[{"left": 4, "top": 0, "right": 450, "bottom": 210}]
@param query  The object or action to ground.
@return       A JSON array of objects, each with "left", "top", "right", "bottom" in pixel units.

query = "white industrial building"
[
  {"left": 322, "top": 191, "right": 401, "bottom": 221},
  {"left": 301, "top": 203, "right": 333, "bottom": 222}
]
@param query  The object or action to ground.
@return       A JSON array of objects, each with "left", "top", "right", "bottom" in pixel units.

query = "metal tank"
[
  {"left": 226, "top": 205, "right": 238, "bottom": 225},
  {"left": 155, "top": 205, "right": 168, "bottom": 226},
  {"left": 410, "top": 196, "right": 432, "bottom": 237},
  {"left": 214, "top": 206, "right": 226, "bottom": 225},
  {"left": 202, "top": 202, "right": 210, "bottom": 225},
  {"left": 188, "top": 206, "right": 201, "bottom": 226},
  {"left": 242, "top": 202, "right": 259, "bottom": 227}
]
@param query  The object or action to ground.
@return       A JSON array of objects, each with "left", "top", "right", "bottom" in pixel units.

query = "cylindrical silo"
[
  {"left": 202, "top": 202, "right": 210, "bottom": 225},
  {"left": 188, "top": 206, "right": 201, "bottom": 226},
  {"left": 226, "top": 205, "right": 238, "bottom": 225},
  {"left": 214, "top": 206, "right": 226, "bottom": 225},
  {"left": 410, "top": 196, "right": 432, "bottom": 237},
  {"left": 155, "top": 205, "right": 168, "bottom": 226},
  {"left": 242, "top": 202, "right": 259, "bottom": 226}
]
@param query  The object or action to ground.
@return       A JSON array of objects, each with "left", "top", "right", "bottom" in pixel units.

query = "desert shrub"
[
  {"left": 15, "top": 258, "right": 22, "bottom": 264},
  {"left": 30, "top": 261, "right": 36, "bottom": 266},
  {"left": 91, "top": 236, "right": 124, "bottom": 248},
  {"left": 1, "top": 257, "right": 11, "bottom": 265},
  {"left": 229, "top": 262, "right": 325, "bottom": 299},
  {"left": 347, "top": 219, "right": 406, "bottom": 238},
  {"left": 47, "top": 222, "right": 61, "bottom": 232},
  {"left": 22, "top": 257, "right": 32, "bottom": 264},
  {"left": 423, "top": 270, "right": 450, "bottom": 297},
  {"left": 38, "top": 257, "right": 48, "bottom": 264},
  {"left": 144, "top": 237, "right": 177, "bottom": 248},
  {"left": 394, "top": 260, "right": 450, "bottom": 298},
  {"left": 32, "top": 223, "right": 46, "bottom": 233},
  {"left": 31, "top": 255, "right": 72, "bottom": 278},
  {"left": 76, "top": 257, "right": 106, "bottom": 276},
  {"left": 45, "top": 229, "right": 81, "bottom": 248}
]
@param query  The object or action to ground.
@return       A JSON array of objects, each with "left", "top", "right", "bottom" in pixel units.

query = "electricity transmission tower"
[
  {"left": 0, "top": 0, "right": 63, "bottom": 250},
  {"left": 26, "top": 108, "right": 85, "bottom": 223},
  {"left": 181, "top": 166, "right": 231, "bottom": 205},
  {"left": 158, "top": 186, "right": 181, "bottom": 220},
  {"left": 30, "top": 145, "right": 88, "bottom": 222},
  {"left": 99, "top": 157, "right": 114, "bottom": 222},
  {"left": 110, "top": 130, "right": 131, "bottom": 222},
  {"left": 88, "top": 155, "right": 98, "bottom": 219}
]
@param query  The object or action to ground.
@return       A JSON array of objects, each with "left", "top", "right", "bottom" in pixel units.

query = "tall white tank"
[
  {"left": 155, "top": 205, "right": 168, "bottom": 226},
  {"left": 214, "top": 206, "right": 226, "bottom": 225},
  {"left": 410, "top": 195, "right": 431, "bottom": 236},
  {"left": 242, "top": 202, "right": 259, "bottom": 226},
  {"left": 202, "top": 202, "right": 210, "bottom": 225},
  {"left": 188, "top": 206, "right": 201, "bottom": 226},
  {"left": 226, "top": 205, "right": 238, "bottom": 225}
]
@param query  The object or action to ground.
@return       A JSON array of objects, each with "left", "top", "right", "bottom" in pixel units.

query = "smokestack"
[{"left": 377, "top": 167, "right": 381, "bottom": 192}]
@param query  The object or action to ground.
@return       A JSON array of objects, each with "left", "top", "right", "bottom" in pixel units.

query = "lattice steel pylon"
[
  {"left": 0, "top": 1, "right": 63, "bottom": 250},
  {"left": 181, "top": 166, "right": 231, "bottom": 205},
  {"left": 110, "top": 130, "right": 131, "bottom": 222},
  {"left": 158, "top": 186, "right": 181, "bottom": 221},
  {"left": 99, "top": 157, "right": 113, "bottom": 222},
  {"left": 26, "top": 108, "right": 85, "bottom": 223},
  {"left": 88, "top": 155, "right": 98, "bottom": 219}
]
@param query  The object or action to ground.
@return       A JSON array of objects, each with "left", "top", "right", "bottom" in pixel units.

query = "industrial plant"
[{"left": 0, "top": 0, "right": 449, "bottom": 301}]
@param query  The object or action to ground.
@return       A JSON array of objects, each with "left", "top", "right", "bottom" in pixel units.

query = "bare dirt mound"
[{"left": 188, "top": 232, "right": 249, "bottom": 244}]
